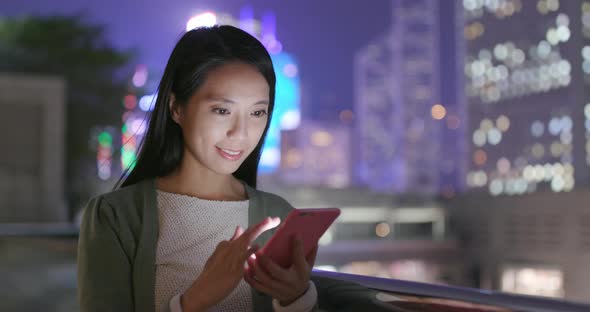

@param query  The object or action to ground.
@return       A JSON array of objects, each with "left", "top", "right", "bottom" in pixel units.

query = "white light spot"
[
  {"left": 531, "top": 120, "right": 545, "bottom": 138},
  {"left": 186, "top": 12, "right": 217, "bottom": 31},
  {"left": 280, "top": 110, "right": 301, "bottom": 130},
  {"left": 473, "top": 130, "right": 486, "bottom": 146},
  {"left": 489, "top": 179, "right": 503, "bottom": 196},
  {"left": 139, "top": 93, "right": 157, "bottom": 111},
  {"left": 488, "top": 128, "right": 502, "bottom": 145},
  {"left": 260, "top": 148, "right": 280, "bottom": 167}
]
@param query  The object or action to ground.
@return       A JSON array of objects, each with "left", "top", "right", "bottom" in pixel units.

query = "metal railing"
[
  {"left": 2, "top": 223, "right": 590, "bottom": 311},
  {"left": 312, "top": 270, "right": 590, "bottom": 312},
  {"left": 0, "top": 222, "right": 78, "bottom": 237}
]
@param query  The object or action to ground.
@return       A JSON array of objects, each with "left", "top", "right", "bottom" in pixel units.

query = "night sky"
[{"left": 1, "top": 0, "right": 391, "bottom": 120}]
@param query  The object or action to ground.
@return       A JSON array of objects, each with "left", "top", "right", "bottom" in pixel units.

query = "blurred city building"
[
  {"left": 450, "top": 186, "right": 590, "bottom": 302},
  {"left": 257, "top": 0, "right": 470, "bottom": 286},
  {"left": 354, "top": 0, "right": 466, "bottom": 196},
  {"left": 278, "top": 120, "right": 352, "bottom": 188},
  {"left": 450, "top": 0, "right": 590, "bottom": 302},
  {"left": 0, "top": 74, "right": 66, "bottom": 222},
  {"left": 463, "top": 0, "right": 590, "bottom": 195}
]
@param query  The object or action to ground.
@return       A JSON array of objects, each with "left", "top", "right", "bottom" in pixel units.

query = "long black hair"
[{"left": 117, "top": 25, "right": 276, "bottom": 189}]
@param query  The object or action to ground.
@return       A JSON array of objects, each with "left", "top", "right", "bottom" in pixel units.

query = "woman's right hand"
[{"left": 181, "top": 216, "right": 281, "bottom": 312}]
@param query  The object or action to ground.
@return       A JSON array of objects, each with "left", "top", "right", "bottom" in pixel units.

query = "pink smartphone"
[{"left": 259, "top": 208, "right": 340, "bottom": 268}]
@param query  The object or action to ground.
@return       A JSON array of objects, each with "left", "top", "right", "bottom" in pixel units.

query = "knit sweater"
[
  {"left": 154, "top": 190, "right": 317, "bottom": 312},
  {"left": 78, "top": 178, "right": 383, "bottom": 312},
  {"left": 154, "top": 190, "right": 251, "bottom": 311}
]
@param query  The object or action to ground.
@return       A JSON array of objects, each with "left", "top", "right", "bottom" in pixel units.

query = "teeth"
[{"left": 221, "top": 148, "right": 240, "bottom": 156}]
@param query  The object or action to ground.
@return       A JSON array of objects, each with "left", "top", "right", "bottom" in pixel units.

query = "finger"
[
  {"left": 230, "top": 226, "right": 244, "bottom": 241},
  {"left": 306, "top": 244, "right": 319, "bottom": 267},
  {"left": 243, "top": 244, "right": 259, "bottom": 262},
  {"left": 245, "top": 257, "right": 255, "bottom": 276},
  {"left": 247, "top": 256, "right": 256, "bottom": 273},
  {"left": 248, "top": 254, "right": 267, "bottom": 275},
  {"left": 217, "top": 240, "right": 230, "bottom": 249},
  {"left": 257, "top": 252, "right": 290, "bottom": 282},
  {"left": 244, "top": 270, "right": 276, "bottom": 296},
  {"left": 250, "top": 257, "right": 283, "bottom": 289},
  {"left": 292, "top": 235, "right": 308, "bottom": 272},
  {"left": 248, "top": 256, "right": 291, "bottom": 296},
  {"left": 241, "top": 217, "right": 281, "bottom": 245}
]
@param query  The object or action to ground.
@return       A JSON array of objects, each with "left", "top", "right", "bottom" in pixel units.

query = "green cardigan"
[{"left": 77, "top": 178, "right": 388, "bottom": 312}]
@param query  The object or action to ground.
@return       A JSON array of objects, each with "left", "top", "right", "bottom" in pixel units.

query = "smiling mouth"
[{"left": 216, "top": 146, "right": 244, "bottom": 160}]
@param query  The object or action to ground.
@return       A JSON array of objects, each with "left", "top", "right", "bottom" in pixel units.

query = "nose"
[{"left": 227, "top": 114, "right": 248, "bottom": 140}]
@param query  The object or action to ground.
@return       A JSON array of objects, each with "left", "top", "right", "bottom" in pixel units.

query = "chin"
[
  {"left": 217, "top": 167, "right": 241, "bottom": 175},
  {"left": 211, "top": 162, "right": 245, "bottom": 176}
]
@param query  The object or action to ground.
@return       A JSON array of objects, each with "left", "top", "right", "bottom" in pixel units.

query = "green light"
[
  {"left": 121, "top": 148, "right": 137, "bottom": 170},
  {"left": 98, "top": 132, "right": 112, "bottom": 147}
]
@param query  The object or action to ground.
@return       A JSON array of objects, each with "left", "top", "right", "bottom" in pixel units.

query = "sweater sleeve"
[
  {"left": 272, "top": 281, "right": 318, "bottom": 312},
  {"left": 77, "top": 196, "right": 135, "bottom": 311}
]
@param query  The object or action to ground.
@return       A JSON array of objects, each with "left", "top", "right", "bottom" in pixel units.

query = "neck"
[{"left": 156, "top": 154, "right": 247, "bottom": 201}]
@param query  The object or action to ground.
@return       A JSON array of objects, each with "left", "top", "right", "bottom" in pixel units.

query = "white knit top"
[{"left": 154, "top": 190, "right": 252, "bottom": 312}]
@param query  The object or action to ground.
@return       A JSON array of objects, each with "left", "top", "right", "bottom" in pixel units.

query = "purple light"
[
  {"left": 261, "top": 10, "right": 276, "bottom": 40},
  {"left": 239, "top": 5, "right": 256, "bottom": 36},
  {"left": 283, "top": 63, "right": 298, "bottom": 77},
  {"left": 266, "top": 38, "right": 283, "bottom": 54},
  {"left": 129, "top": 118, "right": 147, "bottom": 135},
  {"left": 132, "top": 64, "right": 148, "bottom": 88}
]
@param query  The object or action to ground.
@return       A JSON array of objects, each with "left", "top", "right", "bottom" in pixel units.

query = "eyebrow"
[{"left": 208, "top": 96, "right": 269, "bottom": 105}]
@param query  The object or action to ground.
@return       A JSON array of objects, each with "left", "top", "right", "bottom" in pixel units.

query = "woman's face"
[{"left": 171, "top": 62, "right": 270, "bottom": 175}]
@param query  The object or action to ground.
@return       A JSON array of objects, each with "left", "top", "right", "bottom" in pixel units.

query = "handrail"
[
  {"left": 2, "top": 223, "right": 589, "bottom": 311},
  {"left": 0, "top": 223, "right": 79, "bottom": 238},
  {"left": 312, "top": 270, "right": 590, "bottom": 312}
]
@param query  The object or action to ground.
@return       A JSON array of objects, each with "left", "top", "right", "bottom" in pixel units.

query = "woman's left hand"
[{"left": 244, "top": 235, "right": 318, "bottom": 306}]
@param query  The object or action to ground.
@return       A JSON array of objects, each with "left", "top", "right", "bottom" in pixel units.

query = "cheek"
[
  {"left": 250, "top": 121, "right": 267, "bottom": 143},
  {"left": 185, "top": 119, "right": 226, "bottom": 145}
]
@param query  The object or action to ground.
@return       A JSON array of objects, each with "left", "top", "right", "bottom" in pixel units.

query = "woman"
[{"left": 77, "top": 25, "right": 319, "bottom": 312}]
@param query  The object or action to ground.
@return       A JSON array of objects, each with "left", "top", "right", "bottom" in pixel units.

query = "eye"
[
  {"left": 212, "top": 108, "right": 230, "bottom": 115},
  {"left": 252, "top": 110, "right": 268, "bottom": 118}
]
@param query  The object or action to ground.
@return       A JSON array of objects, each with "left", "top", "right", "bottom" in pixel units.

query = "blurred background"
[{"left": 1, "top": 0, "right": 590, "bottom": 310}]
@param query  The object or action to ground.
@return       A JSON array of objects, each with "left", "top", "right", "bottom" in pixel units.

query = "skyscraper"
[
  {"left": 463, "top": 0, "right": 589, "bottom": 195},
  {"left": 355, "top": 0, "right": 464, "bottom": 195}
]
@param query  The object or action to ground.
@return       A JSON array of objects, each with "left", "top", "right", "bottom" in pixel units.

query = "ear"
[{"left": 169, "top": 93, "right": 182, "bottom": 125}]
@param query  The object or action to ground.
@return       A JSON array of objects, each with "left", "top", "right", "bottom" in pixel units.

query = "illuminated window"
[{"left": 311, "top": 131, "right": 333, "bottom": 147}]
